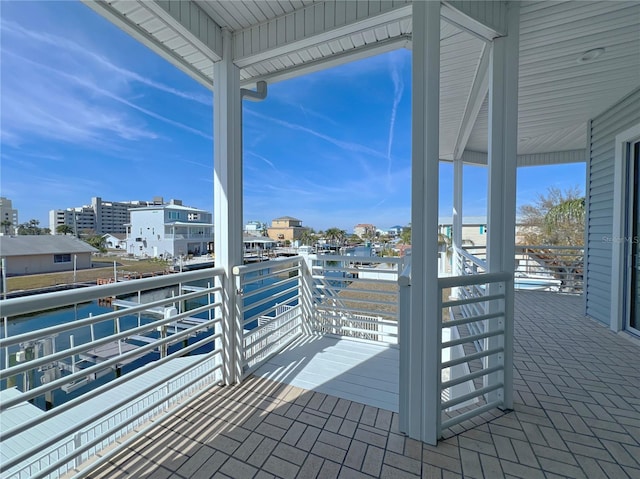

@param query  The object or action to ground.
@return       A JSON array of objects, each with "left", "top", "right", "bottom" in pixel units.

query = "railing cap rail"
[
  {"left": 232, "top": 255, "right": 301, "bottom": 275},
  {"left": 0, "top": 267, "right": 224, "bottom": 318},
  {"left": 314, "top": 254, "right": 404, "bottom": 264},
  {"left": 438, "top": 271, "right": 512, "bottom": 289}
]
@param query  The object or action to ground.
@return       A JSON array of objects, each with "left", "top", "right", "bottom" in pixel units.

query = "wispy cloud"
[
  {"left": 244, "top": 109, "right": 385, "bottom": 159},
  {"left": 386, "top": 57, "right": 405, "bottom": 184},
  {"left": 1, "top": 19, "right": 211, "bottom": 106},
  {"left": 1, "top": 50, "right": 212, "bottom": 145}
]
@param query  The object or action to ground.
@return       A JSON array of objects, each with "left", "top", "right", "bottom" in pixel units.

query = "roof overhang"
[{"left": 83, "top": 1, "right": 640, "bottom": 161}]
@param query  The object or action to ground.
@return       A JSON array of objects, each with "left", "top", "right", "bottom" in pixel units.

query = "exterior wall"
[
  {"left": 438, "top": 224, "right": 487, "bottom": 247},
  {"left": 4, "top": 253, "right": 92, "bottom": 276},
  {"left": 127, "top": 207, "right": 213, "bottom": 258},
  {"left": 50, "top": 197, "right": 157, "bottom": 235},
  {"left": 0, "top": 197, "right": 18, "bottom": 233},
  {"left": 354, "top": 224, "right": 376, "bottom": 238},
  {"left": 586, "top": 88, "right": 640, "bottom": 324},
  {"left": 267, "top": 227, "right": 305, "bottom": 242},
  {"left": 271, "top": 218, "right": 302, "bottom": 228}
]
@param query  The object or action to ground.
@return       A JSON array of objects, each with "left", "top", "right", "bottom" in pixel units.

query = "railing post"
[
  {"left": 300, "top": 256, "right": 314, "bottom": 335},
  {"left": 398, "top": 266, "right": 411, "bottom": 434},
  {"left": 503, "top": 275, "right": 514, "bottom": 409}
]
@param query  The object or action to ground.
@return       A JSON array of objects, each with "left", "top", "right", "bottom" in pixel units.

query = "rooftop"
[
  {"left": 0, "top": 236, "right": 97, "bottom": 256},
  {"left": 88, "top": 292, "right": 640, "bottom": 478}
]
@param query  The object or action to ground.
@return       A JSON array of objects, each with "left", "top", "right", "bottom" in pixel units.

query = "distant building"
[
  {"left": 438, "top": 216, "right": 488, "bottom": 247},
  {"left": 244, "top": 220, "right": 265, "bottom": 237},
  {"left": 103, "top": 233, "right": 127, "bottom": 250},
  {"left": 0, "top": 235, "right": 97, "bottom": 276},
  {"left": 126, "top": 199, "right": 213, "bottom": 258},
  {"left": 267, "top": 216, "right": 308, "bottom": 242},
  {"left": 0, "top": 197, "right": 19, "bottom": 235},
  {"left": 49, "top": 196, "right": 164, "bottom": 235},
  {"left": 353, "top": 223, "right": 376, "bottom": 239},
  {"left": 387, "top": 226, "right": 404, "bottom": 237}
]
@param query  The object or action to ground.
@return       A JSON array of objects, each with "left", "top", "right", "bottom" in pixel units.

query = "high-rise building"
[
  {"left": 49, "top": 196, "right": 164, "bottom": 235},
  {"left": 0, "top": 197, "right": 19, "bottom": 234}
]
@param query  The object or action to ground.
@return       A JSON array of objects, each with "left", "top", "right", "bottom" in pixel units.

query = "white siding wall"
[
  {"left": 586, "top": 88, "right": 640, "bottom": 323},
  {"left": 5, "top": 253, "right": 92, "bottom": 276}
]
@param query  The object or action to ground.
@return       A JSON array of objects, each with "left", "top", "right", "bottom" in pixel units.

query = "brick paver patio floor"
[{"left": 91, "top": 292, "right": 640, "bottom": 478}]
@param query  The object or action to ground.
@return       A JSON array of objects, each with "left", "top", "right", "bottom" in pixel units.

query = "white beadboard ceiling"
[{"left": 85, "top": 0, "right": 640, "bottom": 159}]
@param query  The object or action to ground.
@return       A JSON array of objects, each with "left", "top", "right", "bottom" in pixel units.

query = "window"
[
  {"left": 54, "top": 254, "right": 71, "bottom": 263},
  {"left": 480, "top": 225, "right": 487, "bottom": 234},
  {"left": 169, "top": 211, "right": 180, "bottom": 220}
]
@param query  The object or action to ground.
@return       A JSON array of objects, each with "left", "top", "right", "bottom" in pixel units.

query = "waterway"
[{"left": 1, "top": 269, "right": 298, "bottom": 410}]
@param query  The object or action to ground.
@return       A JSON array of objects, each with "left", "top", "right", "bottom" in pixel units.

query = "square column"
[
  {"left": 400, "top": 0, "right": 440, "bottom": 445},
  {"left": 486, "top": 3, "right": 520, "bottom": 409},
  {"left": 213, "top": 29, "right": 243, "bottom": 385}
]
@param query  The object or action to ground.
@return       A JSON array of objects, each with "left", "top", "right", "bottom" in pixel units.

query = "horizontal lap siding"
[{"left": 586, "top": 88, "right": 640, "bottom": 323}]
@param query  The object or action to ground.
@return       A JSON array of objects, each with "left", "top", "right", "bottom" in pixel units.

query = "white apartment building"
[
  {"left": 49, "top": 196, "right": 163, "bottom": 235},
  {"left": 0, "top": 197, "right": 19, "bottom": 234},
  {"left": 126, "top": 200, "right": 213, "bottom": 258}
]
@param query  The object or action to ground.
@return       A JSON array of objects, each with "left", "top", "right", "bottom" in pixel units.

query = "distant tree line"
[{"left": 15, "top": 219, "right": 107, "bottom": 252}]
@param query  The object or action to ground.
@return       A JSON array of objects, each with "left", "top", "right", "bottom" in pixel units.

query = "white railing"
[
  {"left": 233, "top": 257, "right": 304, "bottom": 377},
  {"left": 515, "top": 245, "right": 583, "bottom": 292},
  {"left": 0, "top": 268, "right": 224, "bottom": 479},
  {"left": 456, "top": 244, "right": 584, "bottom": 293},
  {"left": 437, "top": 272, "right": 514, "bottom": 435},
  {"left": 397, "top": 262, "right": 513, "bottom": 441},
  {"left": 310, "top": 254, "right": 403, "bottom": 345}
]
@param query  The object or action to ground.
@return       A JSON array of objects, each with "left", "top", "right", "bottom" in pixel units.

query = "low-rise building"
[
  {"left": 0, "top": 236, "right": 97, "bottom": 276},
  {"left": 126, "top": 200, "right": 213, "bottom": 258},
  {"left": 437, "top": 216, "right": 488, "bottom": 247},
  {"left": 267, "top": 216, "right": 307, "bottom": 242},
  {"left": 244, "top": 221, "right": 265, "bottom": 237},
  {"left": 103, "top": 233, "right": 127, "bottom": 250}
]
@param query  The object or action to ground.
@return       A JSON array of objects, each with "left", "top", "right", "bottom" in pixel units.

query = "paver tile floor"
[{"left": 90, "top": 292, "right": 640, "bottom": 478}]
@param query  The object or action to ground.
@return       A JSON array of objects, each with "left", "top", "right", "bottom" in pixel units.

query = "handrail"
[
  {"left": 232, "top": 255, "right": 300, "bottom": 275},
  {"left": 438, "top": 271, "right": 510, "bottom": 289},
  {"left": 315, "top": 253, "right": 404, "bottom": 264},
  {"left": 0, "top": 267, "right": 223, "bottom": 318}
]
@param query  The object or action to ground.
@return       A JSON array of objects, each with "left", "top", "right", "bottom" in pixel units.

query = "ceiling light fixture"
[{"left": 577, "top": 47, "right": 605, "bottom": 64}]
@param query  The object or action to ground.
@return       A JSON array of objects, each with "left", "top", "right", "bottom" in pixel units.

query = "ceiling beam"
[
  {"left": 232, "top": 1, "right": 412, "bottom": 68},
  {"left": 452, "top": 43, "right": 491, "bottom": 160},
  {"left": 240, "top": 35, "right": 410, "bottom": 88}
]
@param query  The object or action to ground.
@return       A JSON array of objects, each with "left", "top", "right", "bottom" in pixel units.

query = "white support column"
[
  {"left": 214, "top": 29, "right": 243, "bottom": 386},
  {"left": 401, "top": 0, "right": 440, "bottom": 445},
  {"left": 486, "top": 3, "right": 520, "bottom": 409},
  {"left": 453, "top": 157, "right": 463, "bottom": 283}
]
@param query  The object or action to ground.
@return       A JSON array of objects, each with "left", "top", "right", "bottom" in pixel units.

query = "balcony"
[{"left": 1, "top": 254, "right": 639, "bottom": 478}]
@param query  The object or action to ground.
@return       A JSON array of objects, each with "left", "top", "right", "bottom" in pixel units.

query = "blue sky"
[{"left": 0, "top": 1, "right": 585, "bottom": 232}]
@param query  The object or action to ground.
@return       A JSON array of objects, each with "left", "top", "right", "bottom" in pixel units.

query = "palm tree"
[
  {"left": 400, "top": 227, "right": 411, "bottom": 245},
  {"left": 299, "top": 229, "right": 316, "bottom": 246},
  {"left": 325, "top": 227, "right": 346, "bottom": 246},
  {"left": 56, "top": 224, "right": 74, "bottom": 236},
  {"left": 1, "top": 220, "right": 12, "bottom": 235}
]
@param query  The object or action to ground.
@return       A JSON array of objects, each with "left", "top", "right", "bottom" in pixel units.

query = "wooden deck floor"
[{"left": 253, "top": 335, "right": 400, "bottom": 412}]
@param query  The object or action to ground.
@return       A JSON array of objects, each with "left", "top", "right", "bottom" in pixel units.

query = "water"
[{"left": 1, "top": 268, "right": 297, "bottom": 410}]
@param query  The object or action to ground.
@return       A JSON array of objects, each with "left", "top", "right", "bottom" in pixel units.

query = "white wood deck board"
[{"left": 253, "top": 335, "right": 400, "bottom": 412}]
